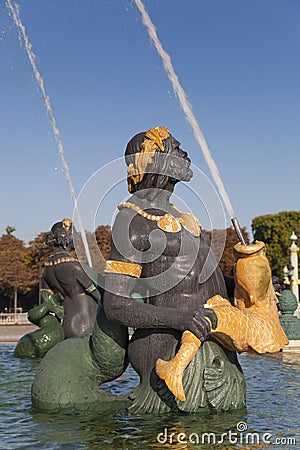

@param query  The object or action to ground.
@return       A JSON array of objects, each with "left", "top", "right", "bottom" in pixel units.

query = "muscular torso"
[{"left": 106, "top": 205, "right": 227, "bottom": 378}]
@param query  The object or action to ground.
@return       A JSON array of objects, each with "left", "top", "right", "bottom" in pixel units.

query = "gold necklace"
[
  {"left": 171, "top": 204, "right": 202, "bottom": 237},
  {"left": 44, "top": 256, "right": 77, "bottom": 267},
  {"left": 118, "top": 201, "right": 201, "bottom": 236}
]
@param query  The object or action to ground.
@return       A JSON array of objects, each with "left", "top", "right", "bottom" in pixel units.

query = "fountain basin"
[{"left": 1, "top": 345, "right": 299, "bottom": 449}]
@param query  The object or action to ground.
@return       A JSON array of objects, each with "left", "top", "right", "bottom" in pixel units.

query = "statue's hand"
[
  {"left": 51, "top": 304, "right": 64, "bottom": 320},
  {"left": 181, "top": 307, "right": 218, "bottom": 342},
  {"left": 43, "top": 293, "right": 64, "bottom": 319}
]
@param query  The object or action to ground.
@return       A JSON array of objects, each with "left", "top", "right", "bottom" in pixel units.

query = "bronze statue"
[
  {"left": 31, "top": 127, "right": 287, "bottom": 414},
  {"left": 14, "top": 289, "right": 64, "bottom": 358},
  {"left": 42, "top": 218, "right": 101, "bottom": 338},
  {"left": 103, "top": 126, "right": 244, "bottom": 412}
]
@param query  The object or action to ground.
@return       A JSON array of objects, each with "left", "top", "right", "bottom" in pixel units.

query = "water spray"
[
  {"left": 7, "top": 1, "right": 93, "bottom": 265},
  {"left": 134, "top": 0, "right": 246, "bottom": 245}
]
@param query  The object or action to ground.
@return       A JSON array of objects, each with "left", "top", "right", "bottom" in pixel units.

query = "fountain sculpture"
[
  {"left": 14, "top": 289, "right": 64, "bottom": 359},
  {"left": 40, "top": 219, "right": 101, "bottom": 339},
  {"left": 31, "top": 127, "right": 288, "bottom": 414},
  {"left": 14, "top": 219, "right": 101, "bottom": 359}
]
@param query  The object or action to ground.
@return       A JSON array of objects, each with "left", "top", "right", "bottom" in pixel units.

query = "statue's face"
[
  {"left": 60, "top": 230, "right": 73, "bottom": 250},
  {"left": 167, "top": 142, "right": 193, "bottom": 183}
]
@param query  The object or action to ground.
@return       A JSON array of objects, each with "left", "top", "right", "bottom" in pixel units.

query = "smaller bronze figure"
[
  {"left": 14, "top": 289, "right": 64, "bottom": 358},
  {"left": 42, "top": 218, "right": 101, "bottom": 338}
]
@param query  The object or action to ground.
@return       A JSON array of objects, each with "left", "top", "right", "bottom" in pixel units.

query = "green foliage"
[
  {"left": 0, "top": 225, "right": 112, "bottom": 302},
  {"left": 25, "top": 232, "right": 53, "bottom": 281},
  {"left": 0, "top": 233, "right": 36, "bottom": 300},
  {"left": 5, "top": 225, "right": 16, "bottom": 235},
  {"left": 251, "top": 211, "right": 300, "bottom": 280},
  {"left": 95, "top": 225, "right": 111, "bottom": 261}
]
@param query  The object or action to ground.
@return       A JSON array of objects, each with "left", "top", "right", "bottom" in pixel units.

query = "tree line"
[
  {"left": 0, "top": 225, "right": 111, "bottom": 312},
  {"left": 0, "top": 210, "right": 299, "bottom": 312}
]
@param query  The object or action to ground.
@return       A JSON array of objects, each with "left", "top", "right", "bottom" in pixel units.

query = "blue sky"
[{"left": 0, "top": 0, "right": 299, "bottom": 244}]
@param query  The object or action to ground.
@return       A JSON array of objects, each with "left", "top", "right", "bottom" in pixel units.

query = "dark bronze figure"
[
  {"left": 104, "top": 127, "right": 225, "bottom": 380},
  {"left": 42, "top": 218, "right": 101, "bottom": 338}
]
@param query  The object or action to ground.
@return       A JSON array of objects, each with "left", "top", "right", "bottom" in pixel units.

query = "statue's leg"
[{"left": 156, "top": 330, "right": 200, "bottom": 401}]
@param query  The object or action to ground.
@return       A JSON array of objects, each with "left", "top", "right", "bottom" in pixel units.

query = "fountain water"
[
  {"left": 134, "top": 0, "right": 245, "bottom": 243},
  {"left": 6, "top": 0, "right": 92, "bottom": 266}
]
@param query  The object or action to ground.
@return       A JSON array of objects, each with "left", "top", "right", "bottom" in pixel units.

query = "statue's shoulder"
[
  {"left": 111, "top": 202, "right": 152, "bottom": 254},
  {"left": 114, "top": 202, "right": 153, "bottom": 231}
]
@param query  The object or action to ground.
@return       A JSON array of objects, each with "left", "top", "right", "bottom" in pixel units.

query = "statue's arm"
[
  {"left": 29, "top": 274, "right": 54, "bottom": 324},
  {"left": 74, "top": 263, "right": 102, "bottom": 303},
  {"left": 40, "top": 275, "right": 50, "bottom": 290},
  {"left": 28, "top": 291, "right": 63, "bottom": 324},
  {"left": 27, "top": 303, "right": 49, "bottom": 325}
]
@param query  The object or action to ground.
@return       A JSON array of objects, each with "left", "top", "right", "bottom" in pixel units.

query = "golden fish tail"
[{"left": 156, "top": 330, "right": 201, "bottom": 402}]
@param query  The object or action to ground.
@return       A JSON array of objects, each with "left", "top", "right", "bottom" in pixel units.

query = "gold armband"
[
  {"left": 86, "top": 284, "right": 97, "bottom": 293},
  {"left": 104, "top": 260, "right": 142, "bottom": 278}
]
